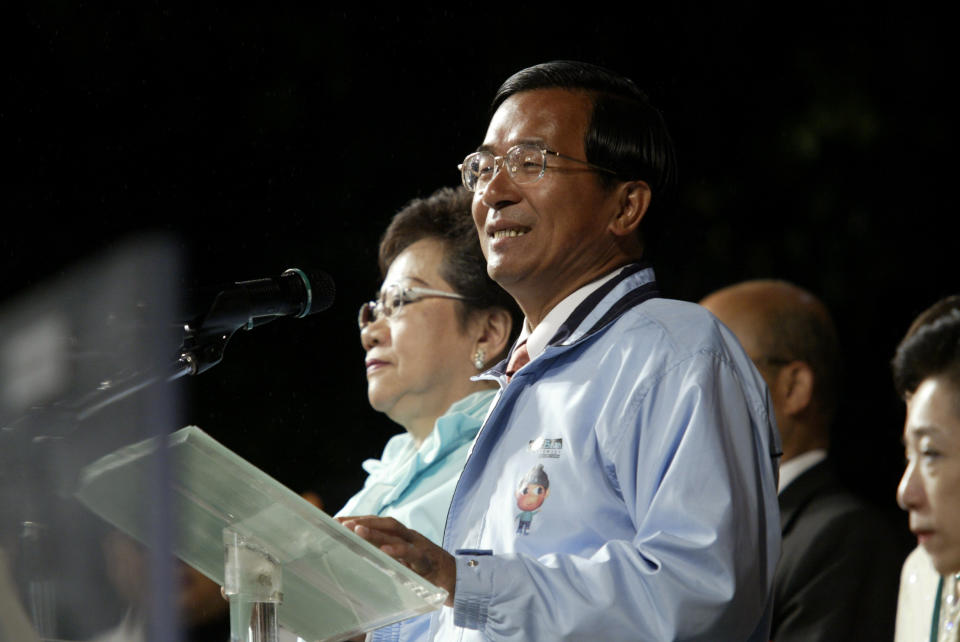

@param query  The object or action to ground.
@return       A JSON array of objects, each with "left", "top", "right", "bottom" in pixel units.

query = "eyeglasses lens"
[
  {"left": 461, "top": 145, "right": 546, "bottom": 192},
  {"left": 359, "top": 285, "right": 412, "bottom": 329},
  {"left": 508, "top": 145, "right": 546, "bottom": 182},
  {"left": 384, "top": 285, "right": 408, "bottom": 316},
  {"left": 358, "top": 302, "right": 375, "bottom": 329},
  {"left": 462, "top": 153, "right": 488, "bottom": 191}
]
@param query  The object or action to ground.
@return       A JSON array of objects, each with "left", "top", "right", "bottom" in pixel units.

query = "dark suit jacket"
[{"left": 771, "top": 459, "right": 907, "bottom": 641}]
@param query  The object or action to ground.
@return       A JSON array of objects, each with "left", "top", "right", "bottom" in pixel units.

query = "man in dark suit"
[{"left": 702, "top": 279, "right": 905, "bottom": 641}]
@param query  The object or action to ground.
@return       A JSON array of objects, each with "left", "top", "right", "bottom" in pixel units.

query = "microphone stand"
[{"left": 80, "top": 275, "right": 304, "bottom": 421}]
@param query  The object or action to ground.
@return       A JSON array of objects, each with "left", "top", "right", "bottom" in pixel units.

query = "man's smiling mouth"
[{"left": 493, "top": 228, "right": 530, "bottom": 239}]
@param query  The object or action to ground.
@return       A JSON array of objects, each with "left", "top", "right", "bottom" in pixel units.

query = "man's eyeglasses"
[
  {"left": 358, "top": 284, "right": 468, "bottom": 330},
  {"left": 458, "top": 143, "right": 617, "bottom": 192}
]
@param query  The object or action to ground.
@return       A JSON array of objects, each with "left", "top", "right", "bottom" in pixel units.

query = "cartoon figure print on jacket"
[{"left": 515, "top": 463, "right": 550, "bottom": 535}]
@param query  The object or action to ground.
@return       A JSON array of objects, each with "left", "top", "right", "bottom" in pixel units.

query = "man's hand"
[{"left": 336, "top": 516, "right": 457, "bottom": 606}]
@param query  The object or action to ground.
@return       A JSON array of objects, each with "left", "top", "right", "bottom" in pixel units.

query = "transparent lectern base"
[{"left": 75, "top": 426, "right": 447, "bottom": 642}]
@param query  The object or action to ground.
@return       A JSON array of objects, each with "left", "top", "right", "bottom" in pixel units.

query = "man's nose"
[{"left": 481, "top": 158, "right": 521, "bottom": 210}]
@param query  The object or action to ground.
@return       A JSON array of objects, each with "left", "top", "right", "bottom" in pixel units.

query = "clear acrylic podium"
[{"left": 75, "top": 426, "right": 447, "bottom": 642}]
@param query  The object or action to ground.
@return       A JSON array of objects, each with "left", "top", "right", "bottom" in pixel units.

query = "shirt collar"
[
  {"left": 778, "top": 448, "right": 827, "bottom": 493},
  {"left": 518, "top": 270, "right": 622, "bottom": 363}
]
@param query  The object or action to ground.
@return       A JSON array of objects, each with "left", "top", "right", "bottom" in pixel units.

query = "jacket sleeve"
[{"left": 449, "top": 354, "right": 781, "bottom": 641}]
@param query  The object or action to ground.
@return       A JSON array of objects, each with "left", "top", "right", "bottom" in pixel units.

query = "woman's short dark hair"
[
  {"left": 892, "top": 295, "right": 960, "bottom": 399},
  {"left": 378, "top": 186, "right": 521, "bottom": 354}
]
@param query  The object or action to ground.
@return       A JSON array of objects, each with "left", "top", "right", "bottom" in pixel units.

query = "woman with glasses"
[
  {"left": 338, "top": 186, "right": 518, "bottom": 549},
  {"left": 893, "top": 295, "right": 960, "bottom": 642}
]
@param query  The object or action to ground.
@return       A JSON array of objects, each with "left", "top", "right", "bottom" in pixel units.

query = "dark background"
[{"left": 3, "top": 5, "right": 953, "bottom": 528}]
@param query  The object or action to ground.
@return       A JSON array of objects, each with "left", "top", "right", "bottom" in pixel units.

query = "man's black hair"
[{"left": 491, "top": 60, "right": 677, "bottom": 203}]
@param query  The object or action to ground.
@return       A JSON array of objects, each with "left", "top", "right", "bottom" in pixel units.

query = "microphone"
[
  {"left": 190, "top": 268, "right": 336, "bottom": 334},
  {"left": 178, "top": 268, "right": 335, "bottom": 376}
]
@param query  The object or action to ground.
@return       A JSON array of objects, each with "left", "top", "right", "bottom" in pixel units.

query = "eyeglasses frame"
[
  {"left": 458, "top": 143, "right": 618, "bottom": 192},
  {"left": 358, "top": 284, "right": 469, "bottom": 330}
]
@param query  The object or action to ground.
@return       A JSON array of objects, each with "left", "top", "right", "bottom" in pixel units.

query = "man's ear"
[
  {"left": 608, "top": 180, "right": 651, "bottom": 238},
  {"left": 473, "top": 307, "right": 513, "bottom": 368},
  {"left": 778, "top": 361, "right": 815, "bottom": 417}
]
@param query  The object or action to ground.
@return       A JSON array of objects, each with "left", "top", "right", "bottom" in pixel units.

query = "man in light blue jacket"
[{"left": 341, "top": 60, "right": 782, "bottom": 641}]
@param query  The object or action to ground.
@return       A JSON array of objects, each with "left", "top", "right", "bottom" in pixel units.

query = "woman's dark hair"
[
  {"left": 892, "top": 295, "right": 960, "bottom": 399},
  {"left": 378, "top": 186, "right": 521, "bottom": 357}
]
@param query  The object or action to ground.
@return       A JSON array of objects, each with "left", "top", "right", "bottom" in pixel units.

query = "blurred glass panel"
[{"left": 0, "top": 237, "right": 182, "bottom": 642}]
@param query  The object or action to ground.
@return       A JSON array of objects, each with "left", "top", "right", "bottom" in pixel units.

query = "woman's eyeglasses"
[{"left": 358, "top": 284, "right": 468, "bottom": 329}]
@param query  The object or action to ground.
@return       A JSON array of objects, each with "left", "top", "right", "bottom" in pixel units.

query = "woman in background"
[
  {"left": 286, "top": 187, "right": 517, "bottom": 642},
  {"left": 339, "top": 185, "right": 518, "bottom": 546},
  {"left": 893, "top": 295, "right": 960, "bottom": 642}
]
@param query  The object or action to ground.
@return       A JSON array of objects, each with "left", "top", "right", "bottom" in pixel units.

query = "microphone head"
[{"left": 284, "top": 268, "right": 335, "bottom": 316}]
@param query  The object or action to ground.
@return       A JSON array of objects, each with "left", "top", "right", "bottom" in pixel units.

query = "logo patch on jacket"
[{"left": 528, "top": 437, "right": 562, "bottom": 458}]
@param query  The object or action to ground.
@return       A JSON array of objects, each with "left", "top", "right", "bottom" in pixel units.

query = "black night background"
[{"left": 3, "top": 4, "right": 954, "bottom": 535}]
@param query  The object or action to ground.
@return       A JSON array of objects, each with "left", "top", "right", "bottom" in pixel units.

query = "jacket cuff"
[{"left": 452, "top": 551, "right": 495, "bottom": 630}]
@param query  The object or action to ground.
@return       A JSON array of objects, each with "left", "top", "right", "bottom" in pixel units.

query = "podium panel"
[{"left": 77, "top": 426, "right": 446, "bottom": 642}]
